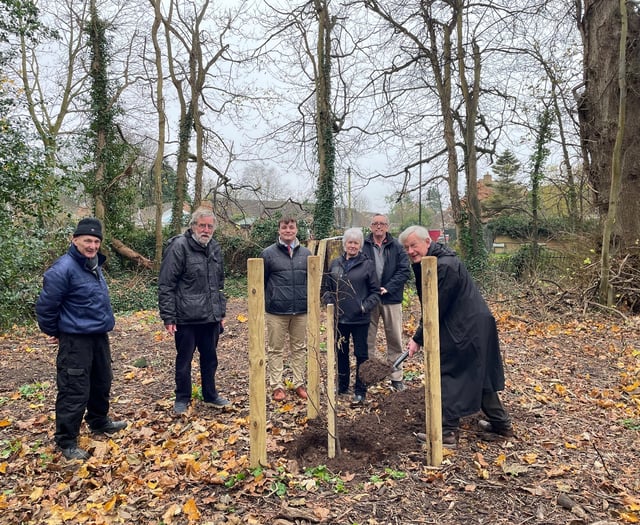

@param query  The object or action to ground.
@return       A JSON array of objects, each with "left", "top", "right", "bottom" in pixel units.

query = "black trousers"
[
  {"left": 442, "top": 390, "right": 511, "bottom": 433},
  {"left": 55, "top": 333, "right": 112, "bottom": 449},
  {"left": 174, "top": 322, "right": 221, "bottom": 403},
  {"left": 336, "top": 323, "right": 369, "bottom": 397}
]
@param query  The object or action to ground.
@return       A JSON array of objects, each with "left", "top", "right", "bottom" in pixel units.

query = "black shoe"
[
  {"left": 91, "top": 419, "right": 127, "bottom": 435},
  {"left": 478, "top": 419, "right": 514, "bottom": 437},
  {"left": 204, "top": 396, "right": 231, "bottom": 408},
  {"left": 391, "top": 380, "right": 405, "bottom": 391},
  {"left": 59, "top": 446, "right": 90, "bottom": 460}
]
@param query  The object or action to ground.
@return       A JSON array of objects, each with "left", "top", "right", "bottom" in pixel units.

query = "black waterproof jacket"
[
  {"left": 322, "top": 252, "right": 380, "bottom": 324},
  {"left": 412, "top": 242, "right": 506, "bottom": 422},
  {"left": 362, "top": 232, "right": 411, "bottom": 305},
  {"left": 158, "top": 230, "right": 226, "bottom": 325},
  {"left": 260, "top": 241, "right": 311, "bottom": 315}
]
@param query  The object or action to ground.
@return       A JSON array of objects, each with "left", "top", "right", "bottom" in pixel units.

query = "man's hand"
[
  {"left": 407, "top": 338, "right": 420, "bottom": 358},
  {"left": 380, "top": 287, "right": 388, "bottom": 295},
  {"left": 165, "top": 324, "right": 177, "bottom": 335}
]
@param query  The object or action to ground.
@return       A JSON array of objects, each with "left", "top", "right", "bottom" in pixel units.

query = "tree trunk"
[
  {"left": 150, "top": 0, "right": 166, "bottom": 271},
  {"left": 111, "top": 239, "right": 153, "bottom": 269},
  {"left": 599, "top": 0, "right": 628, "bottom": 305},
  {"left": 579, "top": 0, "right": 640, "bottom": 254},
  {"left": 313, "top": 0, "right": 336, "bottom": 239},
  {"left": 457, "top": 26, "right": 483, "bottom": 263},
  {"left": 172, "top": 103, "right": 192, "bottom": 234}
]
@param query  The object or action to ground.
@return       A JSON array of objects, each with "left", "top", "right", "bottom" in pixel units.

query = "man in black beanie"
[{"left": 36, "top": 217, "right": 127, "bottom": 460}]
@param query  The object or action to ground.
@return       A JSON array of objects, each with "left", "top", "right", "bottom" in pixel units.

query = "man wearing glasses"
[
  {"left": 159, "top": 207, "right": 231, "bottom": 415},
  {"left": 362, "top": 214, "right": 411, "bottom": 390}
]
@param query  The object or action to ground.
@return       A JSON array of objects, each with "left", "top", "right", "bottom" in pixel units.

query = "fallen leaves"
[{"left": 0, "top": 301, "right": 638, "bottom": 524}]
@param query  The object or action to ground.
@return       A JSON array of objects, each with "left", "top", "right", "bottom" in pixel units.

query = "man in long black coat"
[{"left": 398, "top": 225, "right": 513, "bottom": 448}]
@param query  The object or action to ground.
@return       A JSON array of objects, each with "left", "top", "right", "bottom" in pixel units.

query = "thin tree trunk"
[
  {"left": 150, "top": 0, "right": 166, "bottom": 270},
  {"left": 313, "top": 0, "right": 335, "bottom": 239}
]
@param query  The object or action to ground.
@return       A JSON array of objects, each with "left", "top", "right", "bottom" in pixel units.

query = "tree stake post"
[
  {"left": 422, "top": 256, "right": 442, "bottom": 466},
  {"left": 247, "top": 258, "right": 267, "bottom": 468},
  {"left": 307, "top": 255, "right": 322, "bottom": 419}
]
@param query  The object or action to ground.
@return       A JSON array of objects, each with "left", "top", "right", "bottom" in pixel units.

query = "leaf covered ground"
[{"left": 1, "top": 297, "right": 639, "bottom": 525}]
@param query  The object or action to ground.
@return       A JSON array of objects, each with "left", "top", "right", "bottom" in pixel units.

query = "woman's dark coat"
[
  {"left": 321, "top": 252, "right": 380, "bottom": 325},
  {"left": 412, "top": 243, "right": 505, "bottom": 422}
]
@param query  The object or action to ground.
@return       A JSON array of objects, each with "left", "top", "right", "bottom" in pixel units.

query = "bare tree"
[
  {"left": 362, "top": 0, "right": 486, "bottom": 260},
  {"left": 149, "top": 0, "right": 167, "bottom": 269},
  {"left": 252, "top": 0, "right": 392, "bottom": 236},
  {"left": 578, "top": 0, "right": 640, "bottom": 263},
  {"left": 14, "top": 0, "right": 150, "bottom": 228},
  {"left": 157, "top": 0, "right": 249, "bottom": 233},
  {"left": 598, "top": 0, "right": 629, "bottom": 305}
]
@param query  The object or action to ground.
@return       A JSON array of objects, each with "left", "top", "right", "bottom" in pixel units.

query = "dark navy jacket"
[
  {"left": 36, "top": 244, "right": 115, "bottom": 337},
  {"left": 260, "top": 241, "right": 311, "bottom": 315}
]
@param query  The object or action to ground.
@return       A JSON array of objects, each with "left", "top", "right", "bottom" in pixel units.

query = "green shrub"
[
  {"left": 0, "top": 224, "right": 72, "bottom": 330},
  {"left": 107, "top": 272, "right": 158, "bottom": 313}
]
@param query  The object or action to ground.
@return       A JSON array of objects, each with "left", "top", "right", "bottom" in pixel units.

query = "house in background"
[
  {"left": 135, "top": 202, "right": 191, "bottom": 229},
  {"left": 135, "top": 198, "right": 374, "bottom": 236}
]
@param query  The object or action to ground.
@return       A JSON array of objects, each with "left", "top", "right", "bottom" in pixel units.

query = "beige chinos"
[
  {"left": 367, "top": 302, "right": 404, "bottom": 382},
  {"left": 266, "top": 312, "right": 307, "bottom": 389}
]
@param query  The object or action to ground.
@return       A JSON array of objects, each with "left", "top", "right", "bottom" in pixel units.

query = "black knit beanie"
[{"left": 73, "top": 218, "right": 103, "bottom": 240}]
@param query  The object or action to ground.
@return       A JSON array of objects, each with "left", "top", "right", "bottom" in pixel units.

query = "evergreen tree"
[{"left": 483, "top": 150, "right": 527, "bottom": 217}]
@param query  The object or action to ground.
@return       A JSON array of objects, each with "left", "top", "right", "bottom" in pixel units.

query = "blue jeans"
[{"left": 174, "top": 322, "right": 221, "bottom": 403}]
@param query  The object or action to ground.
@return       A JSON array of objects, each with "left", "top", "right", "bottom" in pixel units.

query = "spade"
[{"left": 359, "top": 350, "right": 410, "bottom": 386}]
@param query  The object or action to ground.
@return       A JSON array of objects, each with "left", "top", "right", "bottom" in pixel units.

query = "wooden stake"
[
  {"left": 248, "top": 258, "right": 267, "bottom": 468},
  {"left": 422, "top": 256, "right": 443, "bottom": 466},
  {"left": 307, "top": 255, "right": 321, "bottom": 419},
  {"left": 326, "top": 303, "right": 337, "bottom": 458}
]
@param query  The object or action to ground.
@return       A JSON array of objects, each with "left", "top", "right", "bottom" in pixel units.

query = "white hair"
[
  {"left": 398, "top": 225, "right": 430, "bottom": 245},
  {"left": 342, "top": 227, "right": 363, "bottom": 249}
]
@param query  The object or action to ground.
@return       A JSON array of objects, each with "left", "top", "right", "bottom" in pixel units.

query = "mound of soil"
[
  {"left": 290, "top": 387, "right": 427, "bottom": 472},
  {"left": 358, "top": 357, "right": 396, "bottom": 385}
]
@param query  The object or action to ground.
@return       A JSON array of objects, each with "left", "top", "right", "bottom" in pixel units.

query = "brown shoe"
[
  {"left": 295, "top": 385, "right": 308, "bottom": 399},
  {"left": 416, "top": 431, "right": 458, "bottom": 449},
  {"left": 272, "top": 388, "right": 286, "bottom": 401},
  {"left": 442, "top": 431, "right": 458, "bottom": 448}
]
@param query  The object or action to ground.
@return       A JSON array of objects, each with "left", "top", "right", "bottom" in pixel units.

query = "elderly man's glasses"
[{"left": 371, "top": 222, "right": 388, "bottom": 227}]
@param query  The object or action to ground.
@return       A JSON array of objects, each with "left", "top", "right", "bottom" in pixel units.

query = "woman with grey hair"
[{"left": 322, "top": 228, "right": 380, "bottom": 403}]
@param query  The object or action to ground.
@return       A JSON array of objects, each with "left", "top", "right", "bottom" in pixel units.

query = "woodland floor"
[{"left": 0, "top": 295, "right": 639, "bottom": 525}]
